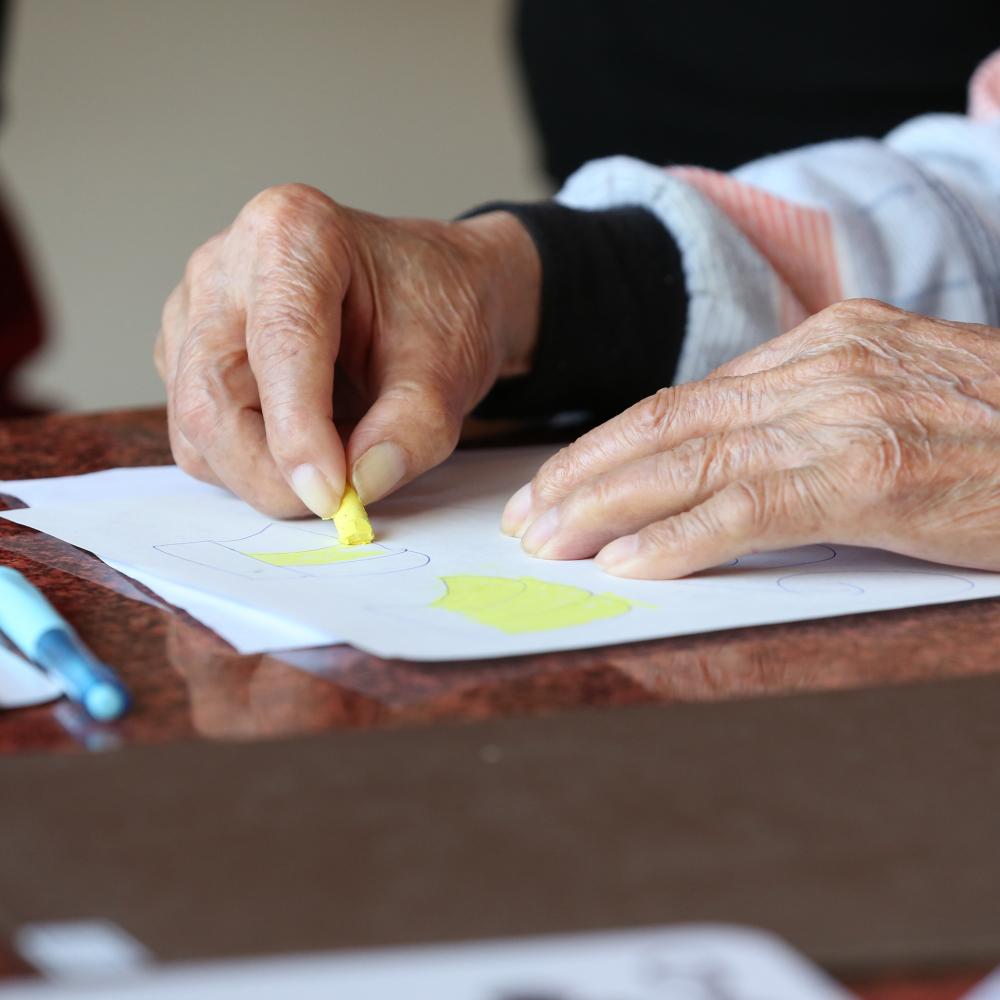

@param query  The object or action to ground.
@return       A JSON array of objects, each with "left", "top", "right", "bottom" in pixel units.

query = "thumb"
[{"left": 347, "top": 364, "right": 465, "bottom": 504}]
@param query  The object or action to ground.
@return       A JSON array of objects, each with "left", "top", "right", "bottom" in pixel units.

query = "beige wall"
[{"left": 2, "top": 0, "right": 548, "bottom": 411}]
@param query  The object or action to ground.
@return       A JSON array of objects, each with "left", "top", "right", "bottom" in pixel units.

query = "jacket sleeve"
[
  {"left": 464, "top": 200, "right": 689, "bottom": 423},
  {"left": 558, "top": 48, "right": 1000, "bottom": 384},
  {"left": 474, "top": 47, "right": 1000, "bottom": 418}
]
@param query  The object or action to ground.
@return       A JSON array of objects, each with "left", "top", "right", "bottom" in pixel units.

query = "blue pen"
[{"left": 0, "top": 566, "right": 130, "bottom": 721}]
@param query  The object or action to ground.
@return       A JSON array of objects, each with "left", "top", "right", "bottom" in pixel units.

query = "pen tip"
[{"left": 84, "top": 683, "right": 128, "bottom": 722}]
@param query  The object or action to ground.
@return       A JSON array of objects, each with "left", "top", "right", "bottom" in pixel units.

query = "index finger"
[
  {"left": 501, "top": 370, "right": 786, "bottom": 536},
  {"left": 244, "top": 252, "right": 347, "bottom": 520}
]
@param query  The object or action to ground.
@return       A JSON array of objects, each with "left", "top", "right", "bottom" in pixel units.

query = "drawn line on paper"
[
  {"left": 777, "top": 569, "right": 976, "bottom": 598},
  {"left": 155, "top": 522, "right": 429, "bottom": 579},
  {"left": 680, "top": 544, "right": 842, "bottom": 594},
  {"left": 431, "top": 575, "right": 642, "bottom": 634},
  {"left": 719, "top": 544, "right": 838, "bottom": 571}
]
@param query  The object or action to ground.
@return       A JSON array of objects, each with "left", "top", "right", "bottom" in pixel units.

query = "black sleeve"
[{"left": 463, "top": 200, "right": 688, "bottom": 423}]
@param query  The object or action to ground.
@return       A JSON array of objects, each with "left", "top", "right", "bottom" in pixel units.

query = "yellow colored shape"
[
  {"left": 329, "top": 485, "right": 374, "bottom": 545},
  {"left": 432, "top": 575, "right": 635, "bottom": 634},
  {"left": 247, "top": 545, "right": 383, "bottom": 567}
]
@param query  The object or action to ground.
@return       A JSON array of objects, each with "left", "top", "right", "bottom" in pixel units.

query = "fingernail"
[
  {"left": 501, "top": 482, "right": 534, "bottom": 536},
  {"left": 290, "top": 464, "right": 341, "bottom": 518},
  {"left": 353, "top": 441, "right": 407, "bottom": 504},
  {"left": 521, "top": 505, "right": 560, "bottom": 556},
  {"left": 596, "top": 534, "right": 640, "bottom": 572}
]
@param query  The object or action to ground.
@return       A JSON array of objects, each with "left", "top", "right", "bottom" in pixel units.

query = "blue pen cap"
[{"left": 35, "top": 629, "right": 130, "bottom": 722}]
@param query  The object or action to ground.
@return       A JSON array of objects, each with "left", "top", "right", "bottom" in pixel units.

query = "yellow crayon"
[{"left": 328, "top": 484, "right": 374, "bottom": 546}]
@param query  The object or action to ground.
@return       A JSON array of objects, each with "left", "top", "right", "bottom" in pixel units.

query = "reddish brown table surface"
[{"left": 0, "top": 408, "right": 997, "bottom": 996}]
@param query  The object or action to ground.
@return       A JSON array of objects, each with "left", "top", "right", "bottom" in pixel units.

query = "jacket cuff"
[{"left": 462, "top": 200, "right": 688, "bottom": 421}]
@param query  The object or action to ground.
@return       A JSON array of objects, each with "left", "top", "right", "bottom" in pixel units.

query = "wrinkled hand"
[
  {"left": 503, "top": 299, "right": 1000, "bottom": 578},
  {"left": 155, "top": 184, "right": 538, "bottom": 517}
]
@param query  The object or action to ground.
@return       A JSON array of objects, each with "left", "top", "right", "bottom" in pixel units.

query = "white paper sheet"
[
  {"left": 104, "top": 560, "right": 339, "bottom": 653},
  {"left": 0, "top": 465, "right": 225, "bottom": 506},
  {"left": 4, "top": 449, "right": 1000, "bottom": 661},
  {"left": 0, "top": 924, "right": 852, "bottom": 998},
  {"left": 1, "top": 468, "right": 339, "bottom": 653},
  {"left": 0, "top": 644, "right": 62, "bottom": 709}
]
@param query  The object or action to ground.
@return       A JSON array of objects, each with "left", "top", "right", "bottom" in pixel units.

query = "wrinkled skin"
[
  {"left": 158, "top": 191, "right": 1000, "bottom": 580},
  {"left": 155, "top": 184, "right": 539, "bottom": 518},
  {"left": 504, "top": 299, "right": 1000, "bottom": 578}
]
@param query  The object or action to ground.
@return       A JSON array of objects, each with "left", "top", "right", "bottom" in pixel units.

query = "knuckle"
[
  {"left": 242, "top": 183, "right": 337, "bottom": 231},
  {"left": 806, "top": 339, "right": 879, "bottom": 375},
  {"left": 183, "top": 237, "right": 221, "bottom": 285},
  {"left": 664, "top": 430, "right": 763, "bottom": 492},
  {"left": 724, "top": 479, "right": 769, "bottom": 531},
  {"left": 533, "top": 445, "right": 590, "bottom": 507},
  {"left": 628, "top": 387, "right": 679, "bottom": 443},
  {"left": 826, "top": 298, "right": 901, "bottom": 322},
  {"left": 655, "top": 438, "right": 711, "bottom": 492}
]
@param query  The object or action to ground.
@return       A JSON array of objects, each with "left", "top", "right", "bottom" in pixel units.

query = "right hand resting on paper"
[{"left": 155, "top": 184, "right": 540, "bottom": 517}]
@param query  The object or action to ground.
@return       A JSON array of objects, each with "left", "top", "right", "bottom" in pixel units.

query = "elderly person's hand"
[
  {"left": 155, "top": 184, "right": 539, "bottom": 517},
  {"left": 504, "top": 299, "right": 1000, "bottom": 578}
]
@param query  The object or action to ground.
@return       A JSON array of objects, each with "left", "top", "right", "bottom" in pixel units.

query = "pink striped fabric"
[
  {"left": 668, "top": 165, "right": 842, "bottom": 331},
  {"left": 557, "top": 46, "right": 1000, "bottom": 381},
  {"left": 662, "top": 47, "right": 1000, "bottom": 336}
]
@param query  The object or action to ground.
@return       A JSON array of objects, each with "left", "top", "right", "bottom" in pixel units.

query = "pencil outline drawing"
[
  {"left": 719, "top": 544, "right": 838, "bottom": 571},
  {"left": 155, "top": 522, "right": 429, "bottom": 579},
  {"left": 777, "top": 568, "right": 976, "bottom": 598}
]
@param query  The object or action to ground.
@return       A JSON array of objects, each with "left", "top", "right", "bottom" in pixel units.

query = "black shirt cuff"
[{"left": 462, "top": 200, "right": 688, "bottom": 422}]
